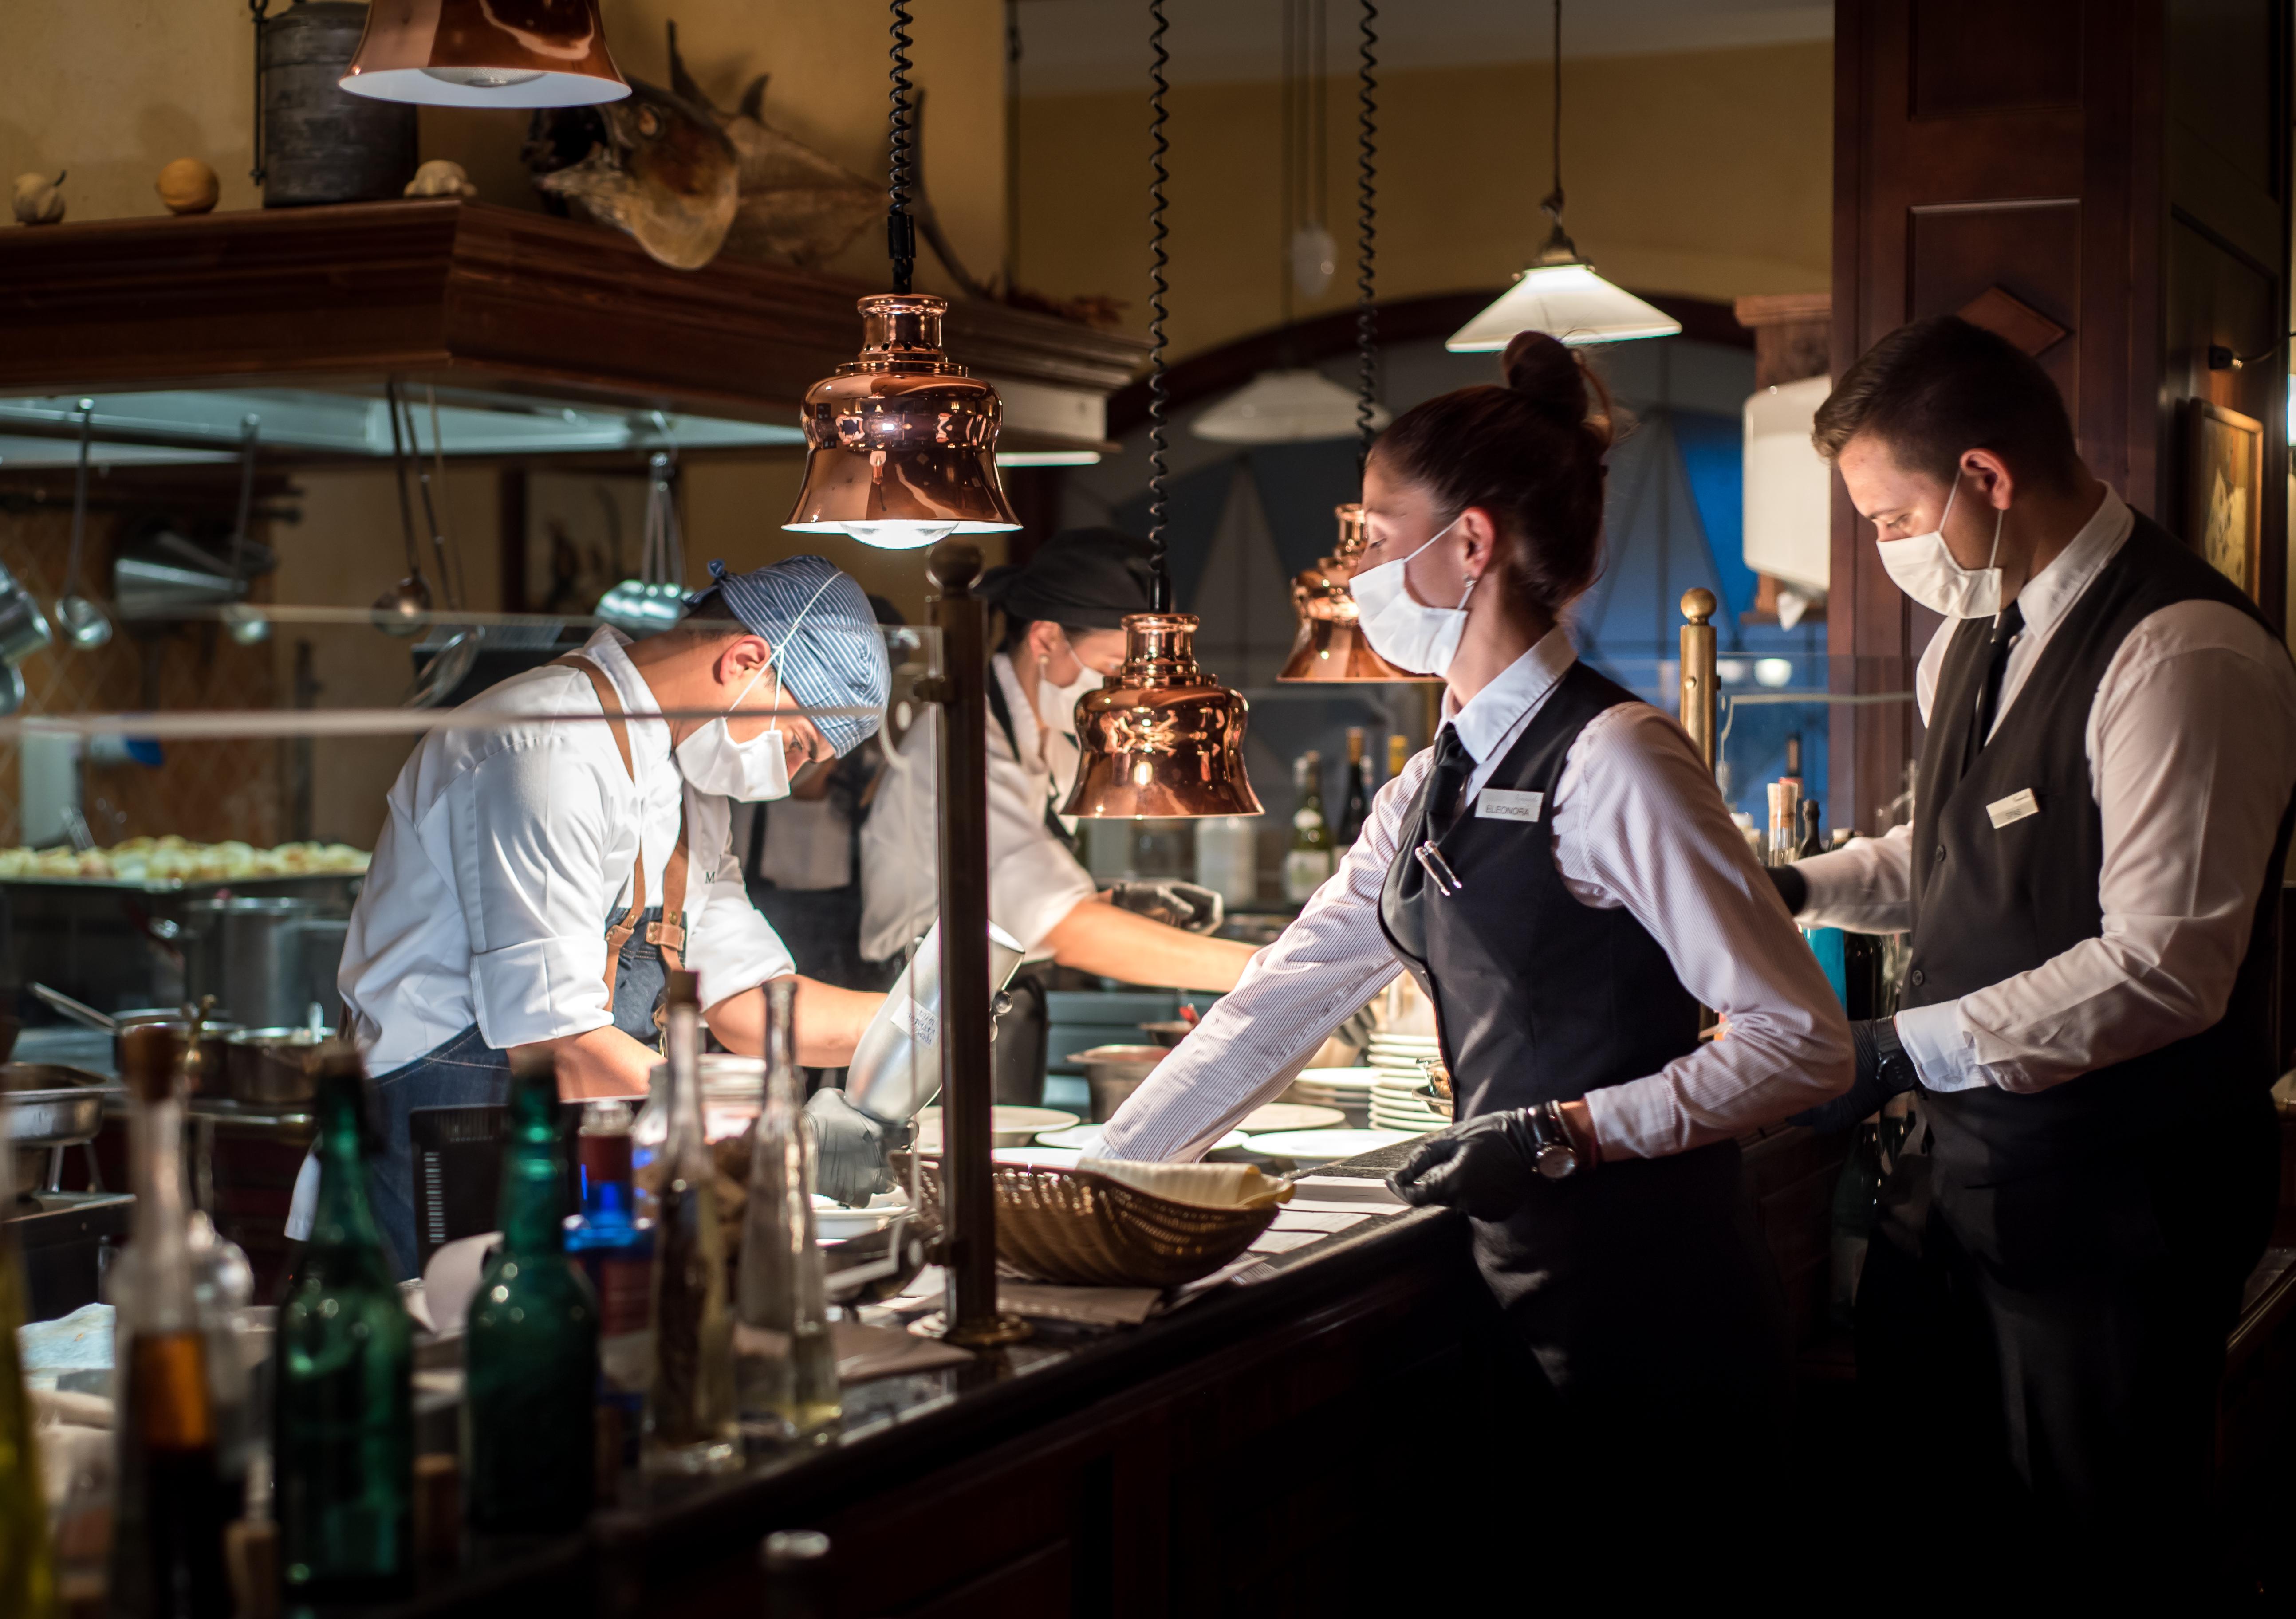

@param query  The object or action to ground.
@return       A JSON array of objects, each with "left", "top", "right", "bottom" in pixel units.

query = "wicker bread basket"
[{"left": 908, "top": 1157, "right": 1285, "bottom": 1287}]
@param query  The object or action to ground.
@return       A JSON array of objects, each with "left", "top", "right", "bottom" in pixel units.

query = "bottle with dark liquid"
[
  {"left": 564, "top": 1099, "right": 653, "bottom": 1466},
  {"left": 736, "top": 978, "right": 839, "bottom": 1443},
  {"left": 1798, "top": 798, "right": 1823, "bottom": 860},
  {"left": 644, "top": 970, "right": 738, "bottom": 1476},
  {"left": 107, "top": 1025, "right": 233, "bottom": 1619},
  {"left": 465, "top": 1049, "right": 599, "bottom": 1534},
  {"left": 1336, "top": 727, "right": 1371, "bottom": 848},
  {"left": 0, "top": 1096, "right": 58, "bottom": 1619},
  {"left": 274, "top": 1043, "right": 413, "bottom": 1606}
]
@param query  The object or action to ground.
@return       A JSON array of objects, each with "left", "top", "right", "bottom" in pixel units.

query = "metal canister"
[
  {"left": 260, "top": 1, "right": 417, "bottom": 207},
  {"left": 183, "top": 897, "right": 319, "bottom": 1030}
]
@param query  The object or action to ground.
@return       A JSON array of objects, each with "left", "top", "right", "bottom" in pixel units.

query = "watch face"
[{"left": 1534, "top": 1142, "right": 1578, "bottom": 1180}]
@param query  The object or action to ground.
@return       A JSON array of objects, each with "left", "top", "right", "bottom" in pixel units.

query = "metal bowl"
[
  {"left": 0, "top": 1063, "right": 118, "bottom": 1147},
  {"left": 223, "top": 1027, "right": 326, "bottom": 1106},
  {"left": 1065, "top": 1044, "right": 1169, "bottom": 1123},
  {"left": 112, "top": 1011, "right": 240, "bottom": 1090}
]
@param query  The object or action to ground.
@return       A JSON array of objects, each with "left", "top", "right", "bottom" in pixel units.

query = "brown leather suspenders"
[{"left": 551, "top": 655, "right": 690, "bottom": 1004}]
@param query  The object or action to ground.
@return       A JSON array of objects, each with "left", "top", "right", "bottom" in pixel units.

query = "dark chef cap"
[{"left": 977, "top": 527, "right": 1157, "bottom": 630}]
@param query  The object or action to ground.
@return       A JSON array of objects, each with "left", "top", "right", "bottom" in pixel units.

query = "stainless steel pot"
[
  {"left": 1065, "top": 1044, "right": 1168, "bottom": 1123},
  {"left": 184, "top": 897, "right": 318, "bottom": 1030},
  {"left": 223, "top": 1028, "right": 325, "bottom": 1106},
  {"left": 112, "top": 1010, "right": 240, "bottom": 1089}
]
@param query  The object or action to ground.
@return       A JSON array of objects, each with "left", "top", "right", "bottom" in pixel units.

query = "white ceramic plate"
[
  {"left": 1241, "top": 1127, "right": 1413, "bottom": 1165},
  {"left": 811, "top": 1203, "right": 906, "bottom": 1242},
  {"left": 991, "top": 1146, "right": 1085, "bottom": 1169},
  {"left": 1239, "top": 1102, "right": 1347, "bottom": 1133},
  {"left": 1035, "top": 1124, "right": 1248, "bottom": 1153},
  {"left": 1295, "top": 1065, "right": 1381, "bottom": 1087},
  {"left": 914, "top": 1104, "right": 1080, "bottom": 1153}
]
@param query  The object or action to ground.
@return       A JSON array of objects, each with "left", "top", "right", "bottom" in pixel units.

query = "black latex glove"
[
  {"left": 1387, "top": 1109, "right": 1544, "bottom": 1221},
  {"left": 1108, "top": 879, "right": 1225, "bottom": 935},
  {"left": 1788, "top": 1017, "right": 1915, "bottom": 1133},
  {"left": 804, "top": 1087, "right": 895, "bottom": 1207},
  {"left": 1766, "top": 863, "right": 1808, "bottom": 915}
]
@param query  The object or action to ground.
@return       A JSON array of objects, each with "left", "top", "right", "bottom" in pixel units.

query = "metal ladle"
[
  {"left": 222, "top": 415, "right": 269, "bottom": 647},
  {"left": 404, "top": 386, "right": 481, "bottom": 709},
  {"left": 371, "top": 379, "right": 433, "bottom": 637},
  {"left": 56, "top": 399, "right": 112, "bottom": 650}
]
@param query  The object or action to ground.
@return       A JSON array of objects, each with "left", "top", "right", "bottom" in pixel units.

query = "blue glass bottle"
[{"left": 565, "top": 1100, "right": 654, "bottom": 1467}]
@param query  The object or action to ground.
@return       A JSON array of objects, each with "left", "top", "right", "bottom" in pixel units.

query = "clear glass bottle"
[
  {"left": 465, "top": 1049, "right": 599, "bottom": 1534},
  {"left": 565, "top": 1099, "right": 654, "bottom": 1468},
  {"left": 1282, "top": 750, "right": 1333, "bottom": 903},
  {"left": 179, "top": 1026, "right": 255, "bottom": 1509},
  {"left": 643, "top": 969, "right": 738, "bottom": 1476},
  {"left": 274, "top": 1043, "right": 413, "bottom": 1606},
  {"left": 736, "top": 978, "right": 839, "bottom": 1443},
  {"left": 107, "top": 1025, "right": 234, "bottom": 1619},
  {"left": 0, "top": 1100, "right": 58, "bottom": 1619}
]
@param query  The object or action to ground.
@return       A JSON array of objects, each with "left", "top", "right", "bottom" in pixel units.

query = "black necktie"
[
  {"left": 1968, "top": 600, "right": 2025, "bottom": 764},
  {"left": 1424, "top": 726, "right": 1475, "bottom": 841}
]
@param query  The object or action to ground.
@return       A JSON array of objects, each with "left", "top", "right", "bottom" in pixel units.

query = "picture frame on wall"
[{"left": 2184, "top": 398, "right": 2264, "bottom": 602}]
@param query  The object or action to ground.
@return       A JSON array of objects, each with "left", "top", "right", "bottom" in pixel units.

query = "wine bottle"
[
  {"left": 465, "top": 1049, "right": 599, "bottom": 1535},
  {"left": 1386, "top": 732, "right": 1409, "bottom": 783},
  {"left": 275, "top": 1043, "right": 413, "bottom": 1606},
  {"left": 1336, "top": 728, "right": 1371, "bottom": 848},
  {"left": 1282, "top": 751, "right": 1333, "bottom": 903},
  {"left": 179, "top": 1021, "right": 255, "bottom": 1509},
  {"left": 564, "top": 1100, "right": 653, "bottom": 1468},
  {"left": 643, "top": 970, "right": 739, "bottom": 1476},
  {"left": 0, "top": 1099, "right": 58, "bottom": 1619},
  {"left": 107, "top": 1025, "right": 233, "bottom": 1619},
  {"left": 735, "top": 978, "right": 840, "bottom": 1443},
  {"left": 1798, "top": 798, "right": 1823, "bottom": 860}
]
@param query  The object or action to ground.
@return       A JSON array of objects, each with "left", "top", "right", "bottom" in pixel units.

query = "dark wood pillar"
[{"left": 1830, "top": 0, "right": 2289, "bottom": 833}]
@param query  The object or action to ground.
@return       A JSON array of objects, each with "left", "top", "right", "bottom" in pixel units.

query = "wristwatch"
[{"left": 1521, "top": 1100, "right": 1582, "bottom": 1180}]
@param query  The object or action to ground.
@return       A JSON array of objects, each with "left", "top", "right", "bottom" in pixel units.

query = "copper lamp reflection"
[
  {"left": 1277, "top": 503, "right": 1440, "bottom": 683},
  {"left": 1062, "top": 615, "right": 1264, "bottom": 819}
]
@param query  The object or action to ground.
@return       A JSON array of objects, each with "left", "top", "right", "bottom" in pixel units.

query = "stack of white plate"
[
  {"left": 1365, "top": 1031, "right": 1442, "bottom": 1082},
  {"left": 1284, "top": 1066, "right": 1380, "bottom": 1127},
  {"left": 1370, "top": 1075, "right": 1447, "bottom": 1134}
]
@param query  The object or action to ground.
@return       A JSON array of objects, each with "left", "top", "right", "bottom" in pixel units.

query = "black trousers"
[{"left": 1858, "top": 1092, "right": 2279, "bottom": 1594}]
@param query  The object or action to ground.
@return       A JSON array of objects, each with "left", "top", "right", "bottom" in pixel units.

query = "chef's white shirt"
[
  {"left": 857, "top": 651, "right": 1096, "bottom": 963},
  {"left": 338, "top": 625, "right": 796, "bottom": 1075},
  {"left": 1793, "top": 488, "right": 2296, "bottom": 1095}
]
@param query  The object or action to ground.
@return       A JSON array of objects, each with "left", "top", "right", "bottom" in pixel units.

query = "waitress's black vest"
[
  {"left": 1907, "top": 512, "right": 2296, "bottom": 1176},
  {"left": 1379, "top": 660, "right": 1702, "bottom": 1116}
]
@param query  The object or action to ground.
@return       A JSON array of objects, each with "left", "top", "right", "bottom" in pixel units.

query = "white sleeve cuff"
[
  {"left": 469, "top": 934, "right": 613, "bottom": 1049},
  {"left": 1893, "top": 1001, "right": 1985, "bottom": 1091},
  {"left": 682, "top": 889, "right": 796, "bottom": 1009}
]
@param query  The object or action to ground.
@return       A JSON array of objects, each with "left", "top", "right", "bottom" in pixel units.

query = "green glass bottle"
[
  {"left": 465, "top": 1050, "right": 599, "bottom": 1535},
  {"left": 0, "top": 1094, "right": 58, "bottom": 1619},
  {"left": 275, "top": 1044, "right": 413, "bottom": 1605}
]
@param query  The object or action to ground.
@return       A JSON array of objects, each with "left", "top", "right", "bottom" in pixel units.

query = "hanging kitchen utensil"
[
  {"left": 0, "top": 558, "right": 54, "bottom": 677},
  {"left": 403, "top": 387, "right": 481, "bottom": 706},
  {"left": 221, "top": 414, "right": 272, "bottom": 647},
  {"left": 113, "top": 523, "right": 248, "bottom": 621},
  {"left": 371, "top": 378, "right": 433, "bottom": 637},
  {"left": 55, "top": 399, "right": 112, "bottom": 650},
  {"left": 594, "top": 446, "right": 689, "bottom": 636},
  {"left": 1063, "top": 1, "right": 1260, "bottom": 820}
]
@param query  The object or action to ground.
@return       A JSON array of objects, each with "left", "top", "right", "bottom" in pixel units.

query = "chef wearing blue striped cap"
[{"left": 328, "top": 554, "right": 894, "bottom": 1276}]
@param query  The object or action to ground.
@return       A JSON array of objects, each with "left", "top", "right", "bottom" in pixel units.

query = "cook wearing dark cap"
[{"left": 854, "top": 527, "right": 1260, "bottom": 1105}]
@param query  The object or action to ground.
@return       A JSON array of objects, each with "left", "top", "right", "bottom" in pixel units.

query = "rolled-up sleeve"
[
  {"left": 681, "top": 789, "right": 795, "bottom": 1009},
  {"left": 446, "top": 738, "right": 619, "bottom": 1049}
]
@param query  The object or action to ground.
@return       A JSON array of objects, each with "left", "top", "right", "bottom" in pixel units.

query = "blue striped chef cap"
[{"left": 687, "top": 557, "right": 890, "bottom": 756}]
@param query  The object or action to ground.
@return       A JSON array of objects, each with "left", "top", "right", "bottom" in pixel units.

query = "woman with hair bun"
[{"left": 1092, "top": 331, "right": 1852, "bottom": 1545}]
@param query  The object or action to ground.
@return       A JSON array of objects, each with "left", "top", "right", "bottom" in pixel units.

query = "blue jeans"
[{"left": 362, "top": 909, "right": 671, "bottom": 1279}]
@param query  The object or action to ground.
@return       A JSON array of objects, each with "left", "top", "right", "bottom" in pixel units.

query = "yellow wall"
[{"left": 1012, "top": 43, "right": 1833, "bottom": 360}]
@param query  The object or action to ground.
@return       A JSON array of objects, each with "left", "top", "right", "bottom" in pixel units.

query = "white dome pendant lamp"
[{"left": 1446, "top": 0, "right": 1680, "bottom": 353}]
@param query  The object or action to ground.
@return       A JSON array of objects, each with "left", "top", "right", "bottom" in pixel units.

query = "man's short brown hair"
[{"left": 1812, "top": 315, "right": 2084, "bottom": 491}]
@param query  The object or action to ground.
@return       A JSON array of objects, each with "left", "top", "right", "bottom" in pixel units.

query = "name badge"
[
  {"left": 1986, "top": 788, "right": 2041, "bottom": 828},
  {"left": 1475, "top": 788, "right": 1545, "bottom": 823}
]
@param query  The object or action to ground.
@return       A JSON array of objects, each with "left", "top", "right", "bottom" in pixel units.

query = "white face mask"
[
  {"left": 674, "top": 659, "right": 794, "bottom": 802},
  {"left": 1876, "top": 477, "right": 2005, "bottom": 619},
  {"left": 1034, "top": 655, "right": 1102, "bottom": 799},
  {"left": 1348, "top": 515, "right": 1475, "bottom": 678}
]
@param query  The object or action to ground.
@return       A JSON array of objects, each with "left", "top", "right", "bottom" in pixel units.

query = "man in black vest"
[{"left": 1770, "top": 316, "right": 2296, "bottom": 1586}]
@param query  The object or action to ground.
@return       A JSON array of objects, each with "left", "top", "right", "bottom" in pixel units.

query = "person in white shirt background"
[
  {"left": 857, "top": 527, "right": 1260, "bottom": 1104},
  {"left": 1769, "top": 317, "right": 2296, "bottom": 1595},
  {"left": 1091, "top": 331, "right": 1851, "bottom": 1574},
  {"left": 329, "top": 555, "right": 892, "bottom": 1277}
]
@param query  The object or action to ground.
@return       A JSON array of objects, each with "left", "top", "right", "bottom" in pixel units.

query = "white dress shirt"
[
  {"left": 1794, "top": 489, "right": 2296, "bottom": 1094},
  {"left": 858, "top": 650, "right": 1096, "bottom": 962},
  {"left": 339, "top": 626, "right": 796, "bottom": 1074},
  {"left": 1092, "top": 630, "right": 1852, "bottom": 1164}
]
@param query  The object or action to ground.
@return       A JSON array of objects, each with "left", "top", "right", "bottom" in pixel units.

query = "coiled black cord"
[
  {"left": 887, "top": 0, "right": 918, "bottom": 293},
  {"left": 1355, "top": 0, "right": 1378, "bottom": 465},
  {"left": 1146, "top": 0, "right": 1172, "bottom": 610}
]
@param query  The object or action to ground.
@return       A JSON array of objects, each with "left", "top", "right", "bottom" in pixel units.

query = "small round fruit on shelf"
[
  {"left": 12, "top": 171, "right": 65, "bottom": 226},
  {"left": 156, "top": 158, "right": 220, "bottom": 216}
]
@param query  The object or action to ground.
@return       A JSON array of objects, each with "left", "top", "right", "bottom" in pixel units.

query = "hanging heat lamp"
[
  {"left": 1277, "top": 5, "right": 1433, "bottom": 685},
  {"left": 784, "top": 4, "right": 1020, "bottom": 552},
  {"left": 339, "top": 0, "right": 629, "bottom": 108},
  {"left": 1063, "top": 2, "right": 1261, "bottom": 821},
  {"left": 1445, "top": 0, "right": 1679, "bottom": 352}
]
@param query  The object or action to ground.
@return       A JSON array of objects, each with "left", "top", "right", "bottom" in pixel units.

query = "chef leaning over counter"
[
  {"left": 315, "top": 556, "right": 894, "bottom": 1277},
  {"left": 1091, "top": 331, "right": 1852, "bottom": 1554}
]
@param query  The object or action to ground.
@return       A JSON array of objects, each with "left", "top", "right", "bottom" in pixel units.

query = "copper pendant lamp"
[
  {"left": 1277, "top": 503, "right": 1436, "bottom": 682},
  {"left": 1063, "top": 0, "right": 1260, "bottom": 821},
  {"left": 783, "top": 3, "right": 1018, "bottom": 552},
  {"left": 339, "top": 0, "right": 629, "bottom": 109}
]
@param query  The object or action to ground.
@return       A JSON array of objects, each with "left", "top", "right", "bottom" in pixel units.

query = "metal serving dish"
[
  {"left": 1064, "top": 1044, "right": 1169, "bottom": 1123},
  {"left": 0, "top": 1064, "right": 117, "bottom": 1147},
  {"left": 223, "top": 1027, "right": 327, "bottom": 1105}
]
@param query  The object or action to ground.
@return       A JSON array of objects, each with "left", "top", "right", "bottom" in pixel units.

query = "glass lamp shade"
[
  {"left": 1194, "top": 369, "right": 1390, "bottom": 445},
  {"left": 339, "top": 0, "right": 629, "bottom": 108},
  {"left": 1446, "top": 262, "right": 1682, "bottom": 352},
  {"left": 784, "top": 294, "right": 1021, "bottom": 549},
  {"left": 1062, "top": 614, "right": 1264, "bottom": 819},
  {"left": 1278, "top": 503, "right": 1437, "bottom": 682}
]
